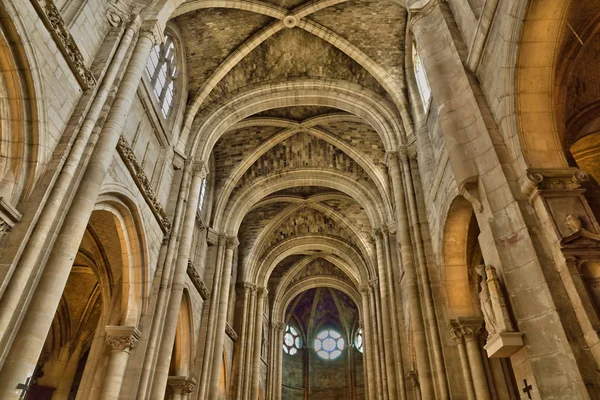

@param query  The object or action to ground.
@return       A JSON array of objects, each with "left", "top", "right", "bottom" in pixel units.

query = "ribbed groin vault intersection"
[{"left": 0, "top": 0, "right": 599, "bottom": 399}]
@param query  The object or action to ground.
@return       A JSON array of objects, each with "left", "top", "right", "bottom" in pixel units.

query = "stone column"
[
  {"left": 360, "top": 286, "right": 376, "bottom": 400},
  {"left": 369, "top": 281, "right": 388, "bottom": 400},
  {"left": 0, "top": 21, "right": 159, "bottom": 399},
  {"left": 250, "top": 288, "right": 267, "bottom": 399},
  {"left": 234, "top": 283, "right": 256, "bottom": 399},
  {"left": 101, "top": 326, "right": 141, "bottom": 400},
  {"left": 167, "top": 376, "right": 196, "bottom": 400},
  {"left": 398, "top": 147, "right": 449, "bottom": 399},
  {"left": 208, "top": 236, "right": 239, "bottom": 400},
  {"left": 150, "top": 163, "right": 207, "bottom": 399},
  {"left": 451, "top": 330, "right": 476, "bottom": 400},
  {"left": 197, "top": 236, "right": 226, "bottom": 399},
  {"left": 371, "top": 229, "right": 398, "bottom": 398},
  {"left": 452, "top": 319, "right": 490, "bottom": 400},
  {"left": 385, "top": 152, "right": 434, "bottom": 399},
  {"left": 243, "top": 285, "right": 257, "bottom": 400},
  {"left": 272, "top": 322, "right": 284, "bottom": 400}
]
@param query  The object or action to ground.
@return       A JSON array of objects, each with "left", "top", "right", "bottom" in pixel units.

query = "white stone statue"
[{"left": 475, "top": 264, "right": 498, "bottom": 336}]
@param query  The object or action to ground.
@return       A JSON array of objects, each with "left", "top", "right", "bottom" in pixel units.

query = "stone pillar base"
[{"left": 484, "top": 332, "right": 524, "bottom": 358}]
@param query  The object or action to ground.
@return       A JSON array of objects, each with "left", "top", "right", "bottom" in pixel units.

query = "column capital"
[
  {"left": 384, "top": 151, "right": 399, "bottom": 168},
  {"left": 369, "top": 278, "right": 379, "bottom": 289},
  {"left": 450, "top": 317, "right": 484, "bottom": 342},
  {"left": 105, "top": 326, "right": 141, "bottom": 352},
  {"left": 371, "top": 227, "right": 383, "bottom": 240},
  {"left": 193, "top": 161, "right": 209, "bottom": 178},
  {"left": 257, "top": 287, "right": 268, "bottom": 297},
  {"left": 359, "top": 284, "right": 370, "bottom": 295},
  {"left": 139, "top": 19, "right": 163, "bottom": 45},
  {"left": 226, "top": 236, "right": 239, "bottom": 250},
  {"left": 167, "top": 376, "right": 197, "bottom": 395},
  {"left": 273, "top": 321, "right": 285, "bottom": 332}
]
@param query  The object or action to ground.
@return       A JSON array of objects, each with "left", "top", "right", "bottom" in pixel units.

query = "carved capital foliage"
[
  {"left": 117, "top": 136, "right": 171, "bottom": 233},
  {"left": 257, "top": 287, "right": 268, "bottom": 297},
  {"left": 450, "top": 317, "right": 484, "bottom": 342},
  {"left": 225, "top": 323, "right": 238, "bottom": 341},
  {"left": 105, "top": 326, "right": 141, "bottom": 351},
  {"left": 139, "top": 19, "right": 163, "bottom": 45},
  {"left": 31, "top": 0, "right": 96, "bottom": 89},
  {"left": 384, "top": 151, "right": 399, "bottom": 168},
  {"left": 273, "top": 321, "right": 285, "bottom": 332},
  {"left": 167, "top": 376, "right": 197, "bottom": 395},
  {"left": 187, "top": 260, "right": 210, "bottom": 300}
]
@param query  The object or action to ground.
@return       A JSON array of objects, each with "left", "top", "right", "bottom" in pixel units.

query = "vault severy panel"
[
  {"left": 288, "top": 257, "right": 353, "bottom": 287},
  {"left": 174, "top": 8, "right": 273, "bottom": 97},
  {"left": 310, "top": 0, "right": 406, "bottom": 84},
  {"left": 320, "top": 198, "right": 372, "bottom": 242},
  {"left": 212, "top": 125, "right": 283, "bottom": 198},
  {"left": 210, "top": 28, "right": 387, "bottom": 99},
  {"left": 233, "top": 132, "right": 374, "bottom": 190}
]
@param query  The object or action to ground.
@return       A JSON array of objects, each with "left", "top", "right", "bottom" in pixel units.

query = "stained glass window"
[
  {"left": 313, "top": 329, "right": 344, "bottom": 360},
  {"left": 283, "top": 325, "right": 301, "bottom": 356}
]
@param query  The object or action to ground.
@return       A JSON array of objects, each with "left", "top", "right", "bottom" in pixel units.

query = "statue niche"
[{"left": 475, "top": 265, "right": 524, "bottom": 358}]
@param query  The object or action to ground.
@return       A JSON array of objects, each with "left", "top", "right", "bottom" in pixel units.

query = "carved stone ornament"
[
  {"left": 105, "top": 326, "right": 141, "bottom": 351},
  {"left": 225, "top": 323, "right": 238, "bottom": 341},
  {"left": 0, "top": 197, "right": 22, "bottom": 235},
  {"left": 562, "top": 214, "right": 600, "bottom": 245},
  {"left": 187, "top": 260, "right": 210, "bottom": 300},
  {"left": 475, "top": 265, "right": 524, "bottom": 358},
  {"left": 167, "top": 376, "right": 196, "bottom": 395},
  {"left": 30, "top": 0, "right": 96, "bottom": 89},
  {"left": 450, "top": 318, "right": 483, "bottom": 342},
  {"left": 117, "top": 136, "right": 171, "bottom": 233},
  {"left": 520, "top": 168, "right": 588, "bottom": 203}
]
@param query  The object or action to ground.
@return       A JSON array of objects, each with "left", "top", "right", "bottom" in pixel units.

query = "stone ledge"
[{"left": 484, "top": 331, "right": 524, "bottom": 358}]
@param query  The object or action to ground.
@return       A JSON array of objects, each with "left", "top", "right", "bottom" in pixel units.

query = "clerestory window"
[
  {"left": 413, "top": 44, "right": 431, "bottom": 110},
  {"left": 313, "top": 329, "right": 344, "bottom": 360},
  {"left": 198, "top": 178, "right": 207, "bottom": 213},
  {"left": 146, "top": 35, "right": 178, "bottom": 118}
]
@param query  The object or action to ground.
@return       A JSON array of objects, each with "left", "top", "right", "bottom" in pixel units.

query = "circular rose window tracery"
[
  {"left": 283, "top": 325, "right": 301, "bottom": 356},
  {"left": 313, "top": 329, "right": 345, "bottom": 360}
]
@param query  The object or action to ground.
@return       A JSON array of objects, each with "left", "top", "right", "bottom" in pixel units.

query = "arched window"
[
  {"left": 146, "top": 35, "right": 178, "bottom": 118},
  {"left": 283, "top": 324, "right": 302, "bottom": 356},
  {"left": 314, "top": 329, "right": 344, "bottom": 360},
  {"left": 412, "top": 44, "right": 431, "bottom": 109},
  {"left": 198, "top": 178, "right": 208, "bottom": 213},
  {"left": 355, "top": 328, "right": 363, "bottom": 353}
]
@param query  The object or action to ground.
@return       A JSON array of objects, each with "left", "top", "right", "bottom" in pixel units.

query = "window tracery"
[
  {"left": 283, "top": 325, "right": 301, "bottom": 356},
  {"left": 146, "top": 35, "right": 178, "bottom": 118},
  {"left": 314, "top": 329, "right": 344, "bottom": 360}
]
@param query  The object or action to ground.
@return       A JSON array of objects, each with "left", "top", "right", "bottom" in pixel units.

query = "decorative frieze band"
[
  {"left": 187, "top": 260, "right": 210, "bottom": 300},
  {"left": 30, "top": 0, "right": 96, "bottom": 89},
  {"left": 117, "top": 136, "right": 171, "bottom": 233},
  {"left": 225, "top": 322, "right": 238, "bottom": 342}
]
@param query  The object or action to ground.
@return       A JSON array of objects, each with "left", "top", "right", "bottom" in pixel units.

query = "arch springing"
[{"left": 146, "top": 35, "right": 178, "bottom": 117}]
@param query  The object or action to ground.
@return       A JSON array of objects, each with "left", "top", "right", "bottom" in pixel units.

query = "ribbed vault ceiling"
[{"left": 170, "top": 0, "right": 408, "bottom": 300}]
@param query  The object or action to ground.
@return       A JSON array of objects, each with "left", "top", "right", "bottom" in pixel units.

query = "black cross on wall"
[
  {"left": 522, "top": 379, "right": 533, "bottom": 399},
  {"left": 17, "top": 376, "right": 32, "bottom": 400}
]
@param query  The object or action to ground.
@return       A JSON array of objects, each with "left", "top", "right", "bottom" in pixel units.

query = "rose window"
[
  {"left": 313, "top": 329, "right": 345, "bottom": 360},
  {"left": 283, "top": 325, "right": 301, "bottom": 355}
]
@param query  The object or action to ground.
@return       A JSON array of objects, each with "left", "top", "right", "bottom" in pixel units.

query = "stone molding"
[
  {"left": 105, "top": 325, "right": 141, "bottom": 351},
  {"left": 30, "top": 0, "right": 96, "bottom": 89},
  {"left": 521, "top": 168, "right": 588, "bottom": 203},
  {"left": 187, "top": 260, "right": 210, "bottom": 300},
  {"left": 0, "top": 198, "right": 22, "bottom": 235},
  {"left": 206, "top": 228, "right": 219, "bottom": 246},
  {"left": 273, "top": 322, "right": 285, "bottom": 332},
  {"left": 225, "top": 322, "right": 238, "bottom": 341},
  {"left": 167, "top": 376, "right": 197, "bottom": 395},
  {"left": 195, "top": 211, "right": 206, "bottom": 229},
  {"left": 116, "top": 136, "right": 171, "bottom": 233},
  {"left": 408, "top": 0, "right": 442, "bottom": 26}
]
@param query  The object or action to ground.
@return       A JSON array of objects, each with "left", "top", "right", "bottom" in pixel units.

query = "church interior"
[{"left": 0, "top": 0, "right": 599, "bottom": 399}]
